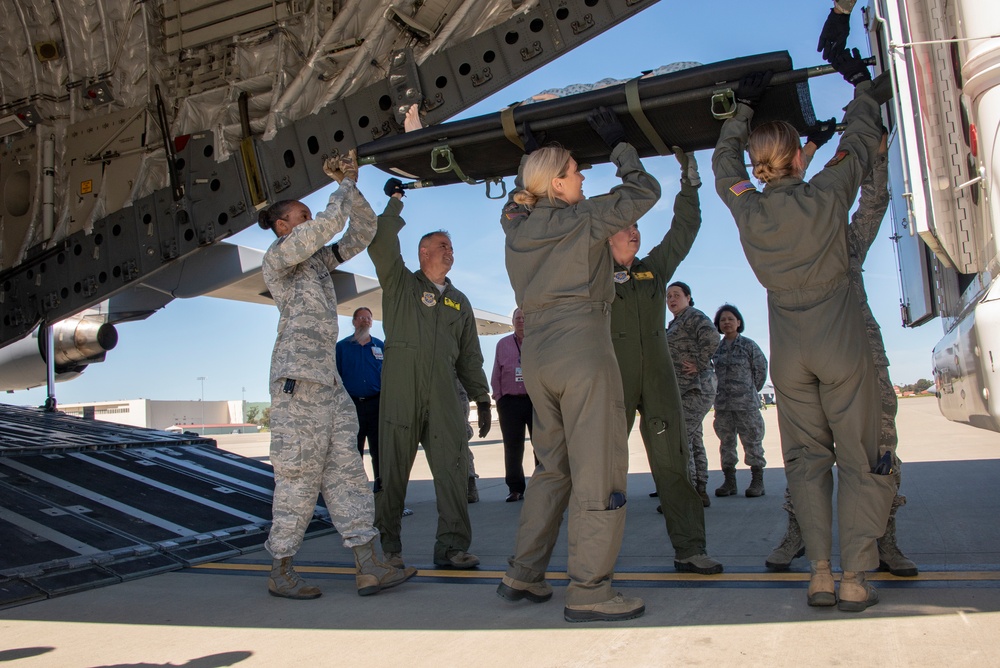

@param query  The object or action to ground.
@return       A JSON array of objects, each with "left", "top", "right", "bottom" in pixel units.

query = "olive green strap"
[
  {"left": 500, "top": 104, "right": 525, "bottom": 151},
  {"left": 625, "top": 78, "right": 670, "bottom": 156}
]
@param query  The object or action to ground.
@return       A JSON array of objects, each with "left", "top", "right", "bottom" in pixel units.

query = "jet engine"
[{"left": 0, "top": 315, "right": 117, "bottom": 392}]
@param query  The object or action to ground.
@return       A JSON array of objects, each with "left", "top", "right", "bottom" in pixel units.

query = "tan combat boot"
[
  {"left": 268, "top": 557, "right": 322, "bottom": 599},
  {"left": 564, "top": 592, "right": 645, "bottom": 623},
  {"left": 807, "top": 559, "right": 836, "bottom": 607},
  {"left": 496, "top": 575, "right": 553, "bottom": 603},
  {"left": 353, "top": 538, "right": 417, "bottom": 596},
  {"left": 838, "top": 571, "right": 879, "bottom": 612}
]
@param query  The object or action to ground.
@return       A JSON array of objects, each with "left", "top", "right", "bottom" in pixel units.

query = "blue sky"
[{"left": 8, "top": 1, "right": 943, "bottom": 407}]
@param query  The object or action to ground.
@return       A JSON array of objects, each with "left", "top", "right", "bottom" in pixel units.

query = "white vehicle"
[{"left": 866, "top": 0, "right": 1000, "bottom": 430}]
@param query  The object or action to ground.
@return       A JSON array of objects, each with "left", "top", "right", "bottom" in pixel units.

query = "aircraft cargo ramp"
[{"left": 0, "top": 404, "right": 328, "bottom": 609}]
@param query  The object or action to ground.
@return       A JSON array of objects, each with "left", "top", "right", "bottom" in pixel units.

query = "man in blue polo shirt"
[{"left": 336, "top": 307, "right": 385, "bottom": 491}]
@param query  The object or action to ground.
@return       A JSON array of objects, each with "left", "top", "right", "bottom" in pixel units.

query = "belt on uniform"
[{"left": 351, "top": 394, "right": 380, "bottom": 402}]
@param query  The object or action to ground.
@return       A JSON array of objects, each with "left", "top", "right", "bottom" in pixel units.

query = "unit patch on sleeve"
[
  {"left": 825, "top": 150, "right": 849, "bottom": 168},
  {"left": 729, "top": 180, "right": 757, "bottom": 197}
]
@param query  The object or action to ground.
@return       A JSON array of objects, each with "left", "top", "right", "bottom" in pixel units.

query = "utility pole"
[{"left": 197, "top": 376, "right": 206, "bottom": 436}]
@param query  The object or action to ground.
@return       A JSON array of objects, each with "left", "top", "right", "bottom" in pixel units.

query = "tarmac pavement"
[{"left": 2, "top": 396, "right": 999, "bottom": 667}]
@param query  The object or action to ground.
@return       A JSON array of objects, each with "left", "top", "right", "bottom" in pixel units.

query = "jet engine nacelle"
[{"left": 0, "top": 316, "right": 117, "bottom": 392}]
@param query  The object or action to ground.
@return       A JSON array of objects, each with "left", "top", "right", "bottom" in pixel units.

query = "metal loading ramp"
[{"left": 0, "top": 404, "right": 333, "bottom": 608}]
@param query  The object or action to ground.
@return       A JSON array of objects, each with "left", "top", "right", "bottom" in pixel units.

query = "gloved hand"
[
  {"left": 325, "top": 150, "right": 358, "bottom": 183},
  {"left": 323, "top": 156, "right": 344, "bottom": 183},
  {"left": 817, "top": 8, "right": 851, "bottom": 62},
  {"left": 587, "top": 106, "right": 627, "bottom": 149},
  {"left": 735, "top": 71, "right": 773, "bottom": 108},
  {"left": 520, "top": 121, "right": 542, "bottom": 154},
  {"left": 340, "top": 150, "right": 359, "bottom": 182},
  {"left": 832, "top": 47, "right": 871, "bottom": 86},
  {"left": 806, "top": 118, "right": 838, "bottom": 149},
  {"left": 672, "top": 146, "right": 701, "bottom": 187},
  {"left": 476, "top": 401, "right": 492, "bottom": 438},
  {"left": 384, "top": 177, "right": 405, "bottom": 198}
]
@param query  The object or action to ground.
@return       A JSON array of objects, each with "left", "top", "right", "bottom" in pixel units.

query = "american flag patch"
[{"left": 729, "top": 180, "right": 756, "bottom": 197}]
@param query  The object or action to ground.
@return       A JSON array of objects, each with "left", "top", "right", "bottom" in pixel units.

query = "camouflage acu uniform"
[
  {"left": 263, "top": 180, "right": 379, "bottom": 559},
  {"left": 713, "top": 334, "right": 768, "bottom": 470},
  {"left": 667, "top": 306, "right": 720, "bottom": 485},
  {"left": 847, "top": 154, "right": 905, "bottom": 508}
]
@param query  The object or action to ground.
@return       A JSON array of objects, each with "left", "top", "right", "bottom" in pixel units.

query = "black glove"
[
  {"left": 817, "top": 8, "right": 851, "bottom": 62},
  {"left": 736, "top": 71, "right": 773, "bottom": 108},
  {"left": 806, "top": 118, "right": 838, "bottom": 149},
  {"left": 521, "top": 121, "right": 542, "bottom": 154},
  {"left": 383, "top": 178, "right": 405, "bottom": 198},
  {"left": 587, "top": 106, "right": 627, "bottom": 149},
  {"left": 832, "top": 48, "right": 871, "bottom": 86},
  {"left": 476, "top": 401, "right": 492, "bottom": 438}
]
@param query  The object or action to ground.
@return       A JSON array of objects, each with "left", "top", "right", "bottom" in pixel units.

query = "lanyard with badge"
[{"left": 514, "top": 335, "right": 523, "bottom": 384}]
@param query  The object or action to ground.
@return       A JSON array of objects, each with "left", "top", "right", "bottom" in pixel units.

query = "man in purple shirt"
[{"left": 491, "top": 309, "right": 534, "bottom": 502}]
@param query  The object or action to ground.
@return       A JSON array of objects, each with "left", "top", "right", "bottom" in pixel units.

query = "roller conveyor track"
[{"left": 0, "top": 404, "right": 335, "bottom": 608}]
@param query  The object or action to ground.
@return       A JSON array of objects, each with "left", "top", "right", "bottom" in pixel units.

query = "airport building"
[{"left": 57, "top": 399, "right": 257, "bottom": 433}]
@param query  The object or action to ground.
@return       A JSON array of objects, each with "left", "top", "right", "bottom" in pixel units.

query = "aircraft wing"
[
  {"left": 0, "top": 239, "right": 510, "bottom": 391},
  {"left": 0, "top": 0, "right": 659, "bottom": 350},
  {"left": 188, "top": 243, "right": 512, "bottom": 335}
]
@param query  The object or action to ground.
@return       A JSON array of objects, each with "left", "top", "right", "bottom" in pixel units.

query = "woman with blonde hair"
[
  {"left": 712, "top": 55, "right": 895, "bottom": 613},
  {"left": 496, "top": 108, "right": 660, "bottom": 623}
]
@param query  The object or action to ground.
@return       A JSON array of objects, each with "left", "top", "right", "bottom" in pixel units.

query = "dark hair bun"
[{"left": 258, "top": 210, "right": 271, "bottom": 230}]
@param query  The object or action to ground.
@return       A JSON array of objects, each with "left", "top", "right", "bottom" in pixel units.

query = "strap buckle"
[{"left": 711, "top": 88, "right": 737, "bottom": 120}]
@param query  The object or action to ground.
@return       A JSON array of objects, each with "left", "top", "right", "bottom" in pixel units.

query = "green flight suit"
[
  {"left": 501, "top": 142, "right": 661, "bottom": 606},
  {"left": 609, "top": 181, "right": 707, "bottom": 560},
  {"left": 368, "top": 198, "right": 490, "bottom": 563},
  {"left": 712, "top": 82, "right": 896, "bottom": 572}
]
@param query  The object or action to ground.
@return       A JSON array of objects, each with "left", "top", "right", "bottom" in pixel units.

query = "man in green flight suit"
[
  {"left": 369, "top": 178, "right": 492, "bottom": 570},
  {"left": 608, "top": 149, "right": 723, "bottom": 576}
]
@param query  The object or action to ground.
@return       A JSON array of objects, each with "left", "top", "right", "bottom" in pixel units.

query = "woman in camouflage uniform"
[
  {"left": 666, "top": 281, "right": 720, "bottom": 507},
  {"left": 711, "top": 304, "right": 768, "bottom": 498}
]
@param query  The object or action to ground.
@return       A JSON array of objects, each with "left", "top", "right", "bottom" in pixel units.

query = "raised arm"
[
  {"left": 848, "top": 153, "right": 889, "bottom": 266},
  {"left": 809, "top": 79, "right": 882, "bottom": 203},
  {"left": 263, "top": 181, "right": 355, "bottom": 275},
  {"left": 644, "top": 175, "right": 701, "bottom": 280},
  {"left": 584, "top": 142, "right": 662, "bottom": 242},
  {"left": 367, "top": 197, "right": 409, "bottom": 295},
  {"left": 712, "top": 103, "right": 762, "bottom": 224},
  {"left": 321, "top": 182, "right": 377, "bottom": 270}
]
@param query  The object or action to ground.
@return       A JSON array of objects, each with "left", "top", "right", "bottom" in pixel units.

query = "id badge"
[
  {"left": 372, "top": 346, "right": 383, "bottom": 361},
  {"left": 515, "top": 366, "right": 523, "bottom": 383}
]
